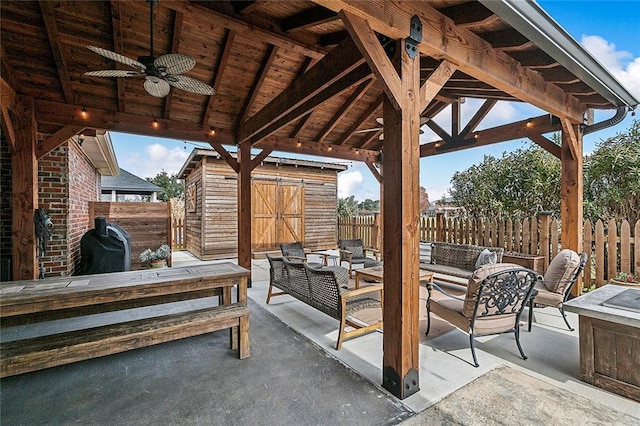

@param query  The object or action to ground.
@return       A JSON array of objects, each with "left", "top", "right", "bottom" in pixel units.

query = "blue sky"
[{"left": 111, "top": 0, "right": 640, "bottom": 201}]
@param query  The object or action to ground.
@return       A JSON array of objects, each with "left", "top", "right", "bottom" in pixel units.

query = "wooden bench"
[{"left": 0, "top": 263, "right": 251, "bottom": 377}]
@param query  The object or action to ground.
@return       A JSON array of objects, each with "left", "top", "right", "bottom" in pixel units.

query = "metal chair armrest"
[{"left": 429, "top": 282, "right": 466, "bottom": 301}]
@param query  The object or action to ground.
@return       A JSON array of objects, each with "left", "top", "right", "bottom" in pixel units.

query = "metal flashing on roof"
[{"left": 480, "top": 0, "right": 638, "bottom": 109}]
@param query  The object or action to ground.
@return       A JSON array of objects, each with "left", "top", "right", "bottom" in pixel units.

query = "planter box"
[{"left": 502, "top": 252, "right": 546, "bottom": 275}]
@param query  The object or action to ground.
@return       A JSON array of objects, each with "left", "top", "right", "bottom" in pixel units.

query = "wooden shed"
[{"left": 178, "top": 148, "right": 347, "bottom": 260}]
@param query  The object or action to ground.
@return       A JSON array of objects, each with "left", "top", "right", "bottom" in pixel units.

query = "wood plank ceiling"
[{"left": 0, "top": 0, "right": 618, "bottom": 159}]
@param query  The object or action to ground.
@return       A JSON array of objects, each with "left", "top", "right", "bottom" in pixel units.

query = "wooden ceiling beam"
[
  {"left": 36, "top": 126, "right": 85, "bottom": 159},
  {"left": 203, "top": 29, "right": 236, "bottom": 126},
  {"left": 439, "top": 2, "right": 495, "bottom": 28},
  {"left": 479, "top": 29, "right": 533, "bottom": 51},
  {"left": 250, "top": 148, "right": 273, "bottom": 170},
  {"left": 230, "top": 1, "right": 259, "bottom": 15},
  {"left": 425, "top": 120, "right": 451, "bottom": 142},
  {"left": 110, "top": 1, "right": 126, "bottom": 113},
  {"left": 239, "top": 44, "right": 279, "bottom": 125},
  {"left": 163, "top": 1, "right": 327, "bottom": 59},
  {"left": 336, "top": 94, "right": 384, "bottom": 145},
  {"left": 249, "top": 63, "right": 372, "bottom": 143},
  {"left": 320, "top": 30, "right": 348, "bottom": 47},
  {"left": 313, "top": 0, "right": 584, "bottom": 122},
  {"left": 39, "top": 1, "right": 74, "bottom": 104},
  {"left": 289, "top": 58, "right": 321, "bottom": 138},
  {"left": 459, "top": 99, "right": 497, "bottom": 138},
  {"left": 0, "top": 46, "right": 18, "bottom": 92},
  {"left": 341, "top": 10, "right": 402, "bottom": 111},
  {"left": 1, "top": 78, "right": 17, "bottom": 152},
  {"left": 237, "top": 37, "right": 365, "bottom": 143},
  {"left": 365, "top": 160, "right": 382, "bottom": 183},
  {"left": 35, "top": 100, "right": 235, "bottom": 145},
  {"left": 255, "top": 136, "right": 377, "bottom": 163},
  {"left": 208, "top": 141, "right": 239, "bottom": 173},
  {"left": 281, "top": 7, "right": 338, "bottom": 32},
  {"left": 315, "top": 78, "right": 374, "bottom": 143},
  {"left": 528, "top": 133, "right": 561, "bottom": 159},
  {"left": 359, "top": 129, "right": 383, "bottom": 149},
  {"left": 420, "top": 114, "right": 561, "bottom": 157},
  {"left": 561, "top": 117, "right": 580, "bottom": 160},
  {"left": 420, "top": 61, "right": 457, "bottom": 112},
  {"left": 164, "top": 10, "right": 185, "bottom": 120}
]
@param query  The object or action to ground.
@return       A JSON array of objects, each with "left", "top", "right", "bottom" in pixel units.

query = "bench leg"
[{"left": 238, "top": 315, "right": 250, "bottom": 359}]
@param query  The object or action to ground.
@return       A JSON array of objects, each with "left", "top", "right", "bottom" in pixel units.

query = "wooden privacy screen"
[{"left": 88, "top": 202, "right": 172, "bottom": 270}]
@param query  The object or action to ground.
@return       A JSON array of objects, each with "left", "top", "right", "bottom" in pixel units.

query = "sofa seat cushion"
[{"left": 421, "top": 263, "right": 473, "bottom": 279}]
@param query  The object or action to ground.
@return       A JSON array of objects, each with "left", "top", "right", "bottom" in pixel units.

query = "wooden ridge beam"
[
  {"left": 163, "top": 1, "right": 327, "bottom": 59},
  {"left": 420, "top": 114, "right": 561, "bottom": 157},
  {"left": 239, "top": 45, "right": 279, "bottom": 125},
  {"left": 35, "top": 100, "right": 235, "bottom": 145},
  {"left": 164, "top": 10, "right": 185, "bottom": 120},
  {"left": 341, "top": 10, "right": 402, "bottom": 110},
  {"left": 238, "top": 37, "right": 366, "bottom": 143},
  {"left": 316, "top": 78, "right": 374, "bottom": 142},
  {"left": 203, "top": 29, "right": 236, "bottom": 126},
  {"left": 37, "top": 126, "right": 85, "bottom": 159},
  {"left": 313, "top": 0, "right": 585, "bottom": 122},
  {"left": 110, "top": 1, "right": 126, "bottom": 113},
  {"left": 39, "top": 1, "right": 74, "bottom": 103},
  {"left": 255, "top": 136, "right": 377, "bottom": 163},
  {"left": 528, "top": 133, "right": 561, "bottom": 159}
]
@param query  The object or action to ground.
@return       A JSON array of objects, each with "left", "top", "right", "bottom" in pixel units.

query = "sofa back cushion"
[
  {"left": 543, "top": 249, "right": 580, "bottom": 294},
  {"left": 432, "top": 242, "right": 504, "bottom": 271}
]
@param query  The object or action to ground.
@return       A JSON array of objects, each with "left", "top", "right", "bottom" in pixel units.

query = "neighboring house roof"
[
  {"left": 178, "top": 148, "right": 349, "bottom": 179},
  {"left": 101, "top": 169, "right": 162, "bottom": 193}
]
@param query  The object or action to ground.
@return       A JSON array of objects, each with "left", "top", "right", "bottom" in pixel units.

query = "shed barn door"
[{"left": 252, "top": 180, "right": 304, "bottom": 250}]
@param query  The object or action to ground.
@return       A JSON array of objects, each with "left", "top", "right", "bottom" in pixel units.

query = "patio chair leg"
[
  {"left": 336, "top": 315, "right": 348, "bottom": 350},
  {"left": 559, "top": 307, "right": 574, "bottom": 331},
  {"left": 469, "top": 335, "right": 479, "bottom": 367},
  {"left": 266, "top": 284, "right": 273, "bottom": 304},
  {"left": 527, "top": 298, "right": 534, "bottom": 332},
  {"left": 515, "top": 327, "right": 528, "bottom": 360},
  {"left": 425, "top": 306, "right": 432, "bottom": 336}
]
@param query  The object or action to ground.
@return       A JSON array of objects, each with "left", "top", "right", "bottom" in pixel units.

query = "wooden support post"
[
  {"left": 560, "top": 121, "right": 583, "bottom": 296},
  {"left": 237, "top": 141, "right": 252, "bottom": 288},
  {"left": 380, "top": 39, "right": 421, "bottom": 400},
  {"left": 11, "top": 95, "right": 38, "bottom": 280}
]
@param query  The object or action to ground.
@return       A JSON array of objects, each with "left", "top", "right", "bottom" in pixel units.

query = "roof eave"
[{"left": 480, "top": 0, "right": 639, "bottom": 109}]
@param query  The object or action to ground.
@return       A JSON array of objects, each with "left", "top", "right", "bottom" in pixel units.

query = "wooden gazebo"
[{"left": 1, "top": 0, "right": 637, "bottom": 399}]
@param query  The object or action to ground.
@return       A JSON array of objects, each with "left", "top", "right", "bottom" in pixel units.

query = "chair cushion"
[
  {"left": 284, "top": 248, "right": 306, "bottom": 258},
  {"left": 475, "top": 248, "right": 497, "bottom": 269},
  {"left": 533, "top": 281, "right": 564, "bottom": 307},
  {"left": 463, "top": 263, "right": 522, "bottom": 318},
  {"left": 542, "top": 249, "right": 580, "bottom": 293},
  {"left": 350, "top": 245, "right": 364, "bottom": 258}
]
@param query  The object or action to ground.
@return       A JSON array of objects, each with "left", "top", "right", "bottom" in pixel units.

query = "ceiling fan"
[
  {"left": 84, "top": 0, "right": 215, "bottom": 98},
  {"left": 354, "top": 117, "right": 429, "bottom": 140}
]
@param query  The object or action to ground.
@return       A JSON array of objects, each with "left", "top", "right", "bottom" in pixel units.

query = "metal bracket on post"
[{"left": 405, "top": 15, "right": 422, "bottom": 59}]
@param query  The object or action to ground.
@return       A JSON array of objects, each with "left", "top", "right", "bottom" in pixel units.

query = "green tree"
[
  {"left": 583, "top": 119, "right": 640, "bottom": 224},
  {"left": 358, "top": 198, "right": 380, "bottom": 212},
  {"left": 337, "top": 196, "right": 358, "bottom": 217},
  {"left": 419, "top": 186, "right": 430, "bottom": 214},
  {"left": 449, "top": 145, "right": 560, "bottom": 218},
  {"left": 147, "top": 170, "right": 184, "bottom": 202}
]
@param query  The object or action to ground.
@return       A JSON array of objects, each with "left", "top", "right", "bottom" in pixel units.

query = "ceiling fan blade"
[
  {"left": 144, "top": 77, "right": 171, "bottom": 97},
  {"left": 353, "top": 127, "right": 383, "bottom": 133},
  {"left": 375, "top": 117, "right": 430, "bottom": 125},
  {"left": 87, "top": 46, "right": 145, "bottom": 70},
  {"left": 155, "top": 54, "right": 196, "bottom": 75},
  {"left": 166, "top": 75, "right": 215, "bottom": 95},
  {"left": 85, "top": 70, "right": 143, "bottom": 77}
]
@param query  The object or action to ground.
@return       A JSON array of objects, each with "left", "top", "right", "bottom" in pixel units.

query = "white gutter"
[{"left": 480, "top": 0, "right": 638, "bottom": 109}]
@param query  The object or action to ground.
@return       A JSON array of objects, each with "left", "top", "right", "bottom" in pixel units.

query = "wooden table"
[
  {"left": 355, "top": 266, "right": 434, "bottom": 289},
  {"left": 563, "top": 284, "right": 640, "bottom": 402},
  {"left": 0, "top": 263, "right": 251, "bottom": 377}
]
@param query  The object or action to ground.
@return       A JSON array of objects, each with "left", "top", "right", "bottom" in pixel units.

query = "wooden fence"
[
  {"left": 338, "top": 213, "right": 639, "bottom": 288},
  {"left": 171, "top": 217, "right": 185, "bottom": 250},
  {"left": 89, "top": 202, "right": 171, "bottom": 270}
]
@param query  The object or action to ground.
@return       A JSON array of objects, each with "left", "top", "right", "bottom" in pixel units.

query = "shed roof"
[
  {"left": 178, "top": 148, "right": 348, "bottom": 179},
  {"left": 101, "top": 169, "right": 162, "bottom": 193}
]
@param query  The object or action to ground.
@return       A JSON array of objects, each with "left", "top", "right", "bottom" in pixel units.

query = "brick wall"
[
  {"left": 0, "top": 135, "right": 12, "bottom": 280},
  {"left": 37, "top": 141, "right": 100, "bottom": 277}
]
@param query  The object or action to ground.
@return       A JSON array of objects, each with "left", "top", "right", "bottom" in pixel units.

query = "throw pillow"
[
  {"left": 350, "top": 245, "right": 364, "bottom": 258},
  {"left": 475, "top": 248, "right": 497, "bottom": 270}
]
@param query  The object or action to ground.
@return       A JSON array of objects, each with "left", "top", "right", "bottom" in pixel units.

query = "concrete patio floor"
[{"left": 2, "top": 251, "right": 638, "bottom": 425}]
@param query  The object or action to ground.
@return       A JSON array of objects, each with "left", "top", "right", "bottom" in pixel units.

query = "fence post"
[
  {"left": 538, "top": 211, "right": 552, "bottom": 267},
  {"left": 373, "top": 212, "right": 381, "bottom": 251},
  {"left": 436, "top": 213, "right": 445, "bottom": 242}
]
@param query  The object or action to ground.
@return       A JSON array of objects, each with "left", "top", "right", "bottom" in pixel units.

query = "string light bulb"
[
  {"left": 209, "top": 127, "right": 216, "bottom": 136},
  {"left": 327, "top": 146, "right": 333, "bottom": 152},
  {"left": 81, "top": 107, "right": 87, "bottom": 119},
  {"left": 526, "top": 120, "right": 533, "bottom": 128},
  {"left": 152, "top": 118, "right": 159, "bottom": 129},
  {"left": 297, "top": 141, "right": 302, "bottom": 147}
]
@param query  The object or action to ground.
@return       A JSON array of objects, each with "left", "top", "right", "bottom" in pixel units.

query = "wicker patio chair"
[
  {"left": 279, "top": 242, "right": 323, "bottom": 268},
  {"left": 337, "top": 238, "right": 381, "bottom": 277},
  {"left": 426, "top": 264, "right": 538, "bottom": 367},
  {"left": 527, "top": 249, "right": 587, "bottom": 331}
]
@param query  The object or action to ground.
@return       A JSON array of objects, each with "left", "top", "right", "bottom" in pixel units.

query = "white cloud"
[
  {"left": 119, "top": 143, "right": 189, "bottom": 179},
  {"left": 337, "top": 170, "right": 364, "bottom": 199},
  {"left": 581, "top": 35, "right": 640, "bottom": 99}
]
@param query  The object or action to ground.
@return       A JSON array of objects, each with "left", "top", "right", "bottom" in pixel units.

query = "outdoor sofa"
[{"left": 420, "top": 241, "right": 504, "bottom": 283}]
